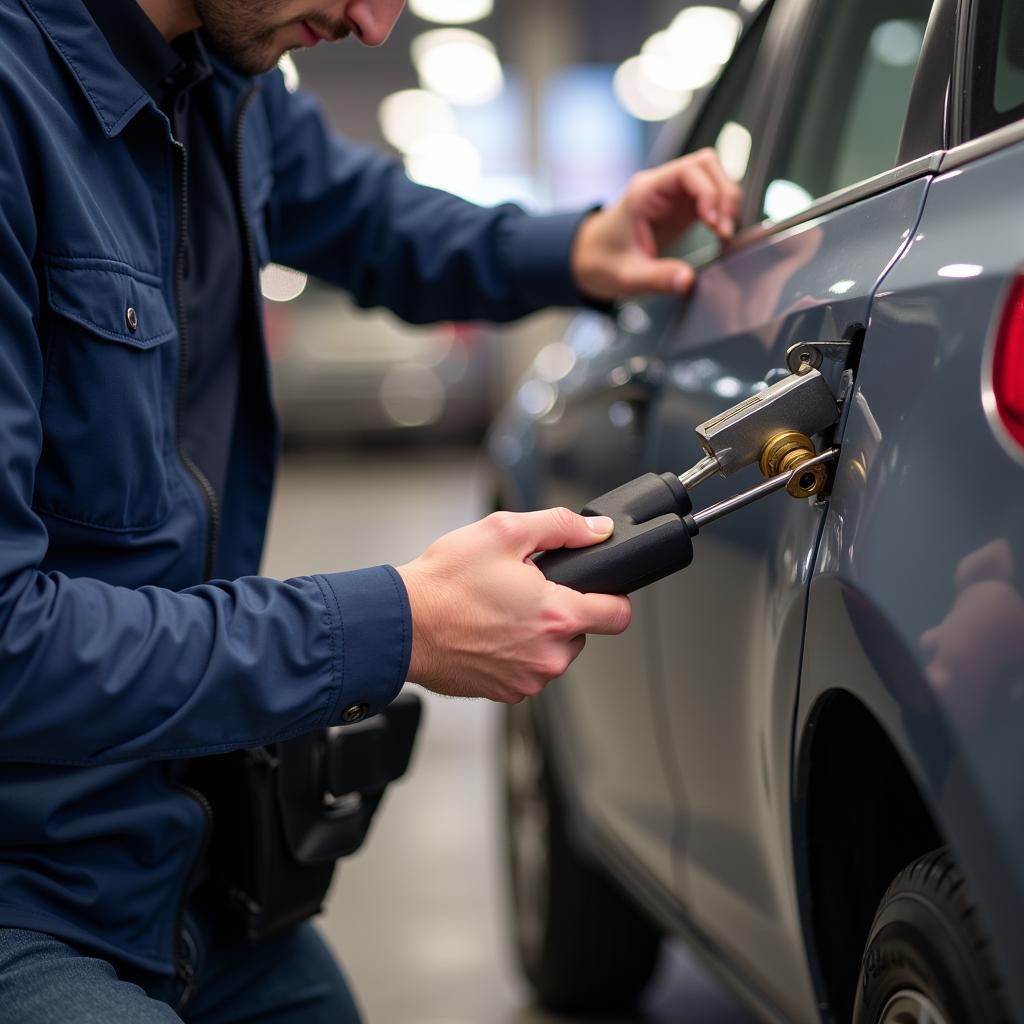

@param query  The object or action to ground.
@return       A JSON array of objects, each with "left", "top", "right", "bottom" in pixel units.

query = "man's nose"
[{"left": 345, "top": 0, "right": 405, "bottom": 46}]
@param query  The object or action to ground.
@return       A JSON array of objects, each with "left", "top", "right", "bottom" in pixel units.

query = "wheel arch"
[{"left": 795, "top": 689, "right": 943, "bottom": 1022}]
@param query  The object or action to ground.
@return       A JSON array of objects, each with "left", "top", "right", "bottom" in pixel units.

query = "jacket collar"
[
  {"left": 19, "top": 0, "right": 151, "bottom": 137},
  {"left": 18, "top": 0, "right": 253, "bottom": 138},
  {"left": 80, "top": 0, "right": 186, "bottom": 104}
]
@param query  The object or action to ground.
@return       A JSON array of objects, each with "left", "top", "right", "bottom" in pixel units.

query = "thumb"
[
  {"left": 504, "top": 507, "right": 614, "bottom": 558},
  {"left": 623, "top": 257, "right": 695, "bottom": 296}
]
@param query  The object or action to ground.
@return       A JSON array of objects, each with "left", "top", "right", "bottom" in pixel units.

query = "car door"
[
  {"left": 521, "top": 5, "right": 778, "bottom": 896},
  {"left": 641, "top": 0, "right": 941, "bottom": 1017},
  {"left": 796, "top": 0, "right": 1024, "bottom": 1014}
]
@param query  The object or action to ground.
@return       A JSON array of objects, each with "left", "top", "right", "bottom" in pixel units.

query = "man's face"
[{"left": 193, "top": 0, "right": 406, "bottom": 73}]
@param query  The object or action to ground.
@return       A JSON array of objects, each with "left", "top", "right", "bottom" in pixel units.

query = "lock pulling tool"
[
  {"left": 533, "top": 364, "right": 843, "bottom": 595},
  {"left": 534, "top": 448, "right": 838, "bottom": 594}
]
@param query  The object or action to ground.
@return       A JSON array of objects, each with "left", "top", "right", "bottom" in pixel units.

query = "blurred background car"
[
  {"left": 266, "top": 277, "right": 498, "bottom": 443},
  {"left": 490, "top": 0, "right": 1024, "bottom": 1021}
]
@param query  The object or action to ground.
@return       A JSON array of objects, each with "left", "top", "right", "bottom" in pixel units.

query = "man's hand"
[
  {"left": 571, "top": 147, "right": 742, "bottom": 303},
  {"left": 396, "top": 509, "right": 632, "bottom": 703}
]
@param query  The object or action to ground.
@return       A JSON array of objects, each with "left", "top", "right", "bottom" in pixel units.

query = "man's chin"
[{"left": 206, "top": 31, "right": 280, "bottom": 75}]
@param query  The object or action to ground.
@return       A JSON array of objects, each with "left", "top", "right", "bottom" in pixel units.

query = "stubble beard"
[
  {"left": 193, "top": 0, "right": 291, "bottom": 75},
  {"left": 193, "top": 0, "right": 353, "bottom": 75}
]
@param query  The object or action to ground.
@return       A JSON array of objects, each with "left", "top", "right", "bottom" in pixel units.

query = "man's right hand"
[{"left": 396, "top": 509, "right": 632, "bottom": 703}]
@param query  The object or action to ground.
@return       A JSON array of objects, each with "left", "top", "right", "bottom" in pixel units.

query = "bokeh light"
[
  {"left": 260, "top": 264, "right": 308, "bottom": 303},
  {"left": 409, "top": 0, "right": 493, "bottom": 24},
  {"left": 404, "top": 133, "right": 484, "bottom": 197},
  {"left": 412, "top": 29, "right": 504, "bottom": 105},
  {"left": 379, "top": 89, "right": 457, "bottom": 153},
  {"left": 614, "top": 56, "right": 692, "bottom": 122}
]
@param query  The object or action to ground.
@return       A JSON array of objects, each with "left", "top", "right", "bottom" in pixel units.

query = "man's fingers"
[
  {"left": 620, "top": 256, "right": 694, "bottom": 295},
  {"left": 670, "top": 159, "right": 722, "bottom": 227},
  {"left": 644, "top": 150, "right": 740, "bottom": 237},
  {"left": 488, "top": 507, "right": 614, "bottom": 558},
  {"left": 568, "top": 633, "right": 586, "bottom": 663},
  {"left": 694, "top": 148, "right": 743, "bottom": 233},
  {"left": 568, "top": 591, "right": 632, "bottom": 635}
]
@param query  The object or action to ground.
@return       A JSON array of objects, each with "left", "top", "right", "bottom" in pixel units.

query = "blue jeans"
[{"left": 0, "top": 913, "right": 362, "bottom": 1024}]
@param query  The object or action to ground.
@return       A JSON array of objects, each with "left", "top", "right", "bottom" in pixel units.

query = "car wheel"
[
  {"left": 502, "top": 699, "right": 661, "bottom": 1012},
  {"left": 853, "top": 847, "right": 1011, "bottom": 1023}
]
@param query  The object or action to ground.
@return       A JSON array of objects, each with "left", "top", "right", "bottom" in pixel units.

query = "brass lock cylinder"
[{"left": 758, "top": 431, "right": 828, "bottom": 498}]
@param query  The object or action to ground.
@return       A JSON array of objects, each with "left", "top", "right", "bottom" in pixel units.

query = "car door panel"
[
  {"left": 530, "top": 296, "right": 688, "bottom": 894},
  {"left": 645, "top": 178, "right": 929, "bottom": 1018},
  {"left": 798, "top": 139, "right": 1024, "bottom": 1020}
]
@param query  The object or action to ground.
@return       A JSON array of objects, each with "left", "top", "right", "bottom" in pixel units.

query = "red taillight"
[{"left": 992, "top": 274, "right": 1024, "bottom": 449}]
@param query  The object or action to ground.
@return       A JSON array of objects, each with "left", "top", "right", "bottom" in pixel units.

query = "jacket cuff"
[
  {"left": 500, "top": 209, "right": 600, "bottom": 311},
  {"left": 315, "top": 565, "right": 412, "bottom": 723}
]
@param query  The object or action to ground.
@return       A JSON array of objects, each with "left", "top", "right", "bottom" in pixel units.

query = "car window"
[
  {"left": 760, "top": 0, "right": 934, "bottom": 222},
  {"left": 966, "top": 0, "right": 1024, "bottom": 138},
  {"left": 668, "top": 9, "right": 771, "bottom": 261}
]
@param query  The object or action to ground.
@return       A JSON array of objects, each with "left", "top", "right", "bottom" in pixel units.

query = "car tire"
[
  {"left": 502, "top": 699, "right": 661, "bottom": 1013},
  {"left": 852, "top": 847, "right": 1011, "bottom": 1024}
]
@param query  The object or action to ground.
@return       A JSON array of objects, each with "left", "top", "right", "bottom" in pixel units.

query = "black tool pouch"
[{"left": 190, "top": 693, "right": 422, "bottom": 944}]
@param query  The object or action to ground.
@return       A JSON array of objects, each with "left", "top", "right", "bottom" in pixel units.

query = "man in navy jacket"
[{"left": 0, "top": 0, "right": 740, "bottom": 1019}]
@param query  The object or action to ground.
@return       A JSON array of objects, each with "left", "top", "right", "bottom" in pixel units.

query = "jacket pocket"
[{"left": 35, "top": 257, "right": 177, "bottom": 532}]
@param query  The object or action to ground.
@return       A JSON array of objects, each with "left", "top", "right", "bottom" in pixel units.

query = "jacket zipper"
[
  {"left": 172, "top": 137, "right": 221, "bottom": 582},
  {"left": 166, "top": 767, "right": 212, "bottom": 1009},
  {"left": 165, "top": 83, "right": 261, "bottom": 992},
  {"left": 167, "top": 113, "right": 223, "bottom": 998}
]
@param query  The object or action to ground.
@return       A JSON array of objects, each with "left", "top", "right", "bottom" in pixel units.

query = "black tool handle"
[{"left": 533, "top": 472, "right": 695, "bottom": 595}]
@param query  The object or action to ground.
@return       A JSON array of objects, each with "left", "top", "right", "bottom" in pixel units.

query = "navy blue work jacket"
[{"left": 0, "top": 0, "right": 589, "bottom": 973}]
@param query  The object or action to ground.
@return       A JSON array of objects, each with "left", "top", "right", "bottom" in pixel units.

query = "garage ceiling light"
[
  {"left": 715, "top": 121, "right": 752, "bottom": 182},
  {"left": 404, "top": 133, "right": 483, "bottom": 197},
  {"left": 614, "top": 55, "right": 692, "bottom": 122},
  {"left": 763, "top": 179, "right": 814, "bottom": 222},
  {"left": 412, "top": 28, "right": 504, "bottom": 105},
  {"left": 937, "top": 264, "right": 984, "bottom": 278},
  {"left": 870, "top": 20, "right": 924, "bottom": 67},
  {"left": 641, "top": 31, "right": 721, "bottom": 92},
  {"left": 667, "top": 6, "right": 742, "bottom": 67},
  {"left": 379, "top": 89, "right": 457, "bottom": 153},
  {"left": 409, "top": 0, "right": 493, "bottom": 24}
]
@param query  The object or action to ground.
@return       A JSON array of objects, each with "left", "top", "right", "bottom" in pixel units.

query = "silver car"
[{"left": 490, "top": 0, "right": 1024, "bottom": 1020}]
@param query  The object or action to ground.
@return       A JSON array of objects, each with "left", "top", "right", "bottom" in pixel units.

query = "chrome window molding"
[
  {"left": 717, "top": 151, "right": 944, "bottom": 257},
  {"left": 940, "top": 116, "right": 1024, "bottom": 169},
  {"left": 693, "top": 111, "right": 1023, "bottom": 263}
]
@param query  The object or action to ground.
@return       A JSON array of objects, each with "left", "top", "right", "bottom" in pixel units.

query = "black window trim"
[
  {"left": 928, "top": 0, "right": 1024, "bottom": 170},
  {"left": 734, "top": 0, "right": 819, "bottom": 231},
  {"left": 899, "top": 0, "right": 960, "bottom": 161}
]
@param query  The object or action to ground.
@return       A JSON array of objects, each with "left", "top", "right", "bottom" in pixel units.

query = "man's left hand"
[{"left": 571, "top": 147, "right": 742, "bottom": 303}]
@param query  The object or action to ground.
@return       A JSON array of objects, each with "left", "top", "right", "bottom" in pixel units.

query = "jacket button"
[
  {"left": 126, "top": 306, "right": 138, "bottom": 332},
  {"left": 341, "top": 703, "right": 368, "bottom": 724}
]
